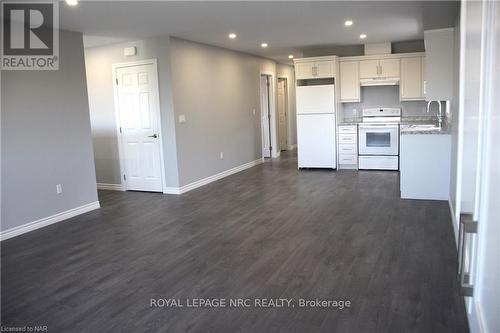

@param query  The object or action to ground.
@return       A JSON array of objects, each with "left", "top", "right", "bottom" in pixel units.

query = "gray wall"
[
  {"left": 341, "top": 86, "right": 436, "bottom": 119},
  {"left": 84, "top": 37, "right": 180, "bottom": 187},
  {"left": 1, "top": 30, "right": 98, "bottom": 231},
  {"left": 276, "top": 64, "right": 297, "bottom": 147},
  {"left": 303, "top": 40, "right": 425, "bottom": 57},
  {"left": 169, "top": 38, "right": 276, "bottom": 186}
]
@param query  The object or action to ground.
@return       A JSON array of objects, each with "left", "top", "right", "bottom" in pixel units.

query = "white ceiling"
[{"left": 60, "top": 1, "right": 459, "bottom": 63}]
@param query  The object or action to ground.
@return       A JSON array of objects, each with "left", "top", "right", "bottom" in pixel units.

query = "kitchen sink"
[{"left": 402, "top": 124, "right": 442, "bottom": 131}]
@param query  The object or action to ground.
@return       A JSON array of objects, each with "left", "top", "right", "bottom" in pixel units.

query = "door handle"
[
  {"left": 458, "top": 213, "right": 478, "bottom": 297},
  {"left": 148, "top": 134, "right": 158, "bottom": 138}
]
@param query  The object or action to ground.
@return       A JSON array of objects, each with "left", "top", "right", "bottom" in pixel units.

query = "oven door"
[{"left": 358, "top": 124, "right": 399, "bottom": 155}]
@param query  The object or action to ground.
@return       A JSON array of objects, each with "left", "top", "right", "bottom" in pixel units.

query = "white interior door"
[
  {"left": 277, "top": 79, "right": 287, "bottom": 151},
  {"left": 260, "top": 75, "right": 272, "bottom": 158},
  {"left": 116, "top": 63, "right": 163, "bottom": 192}
]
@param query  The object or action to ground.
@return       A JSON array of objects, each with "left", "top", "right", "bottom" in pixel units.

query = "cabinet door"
[
  {"left": 359, "top": 60, "right": 380, "bottom": 79},
  {"left": 295, "top": 62, "right": 315, "bottom": 80},
  {"left": 339, "top": 61, "right": 360, "bottom": 102},
  {"left": 315, "top": 60, "right": 334, "bottom": 78},
  {"left": 400, "top": 57, "right": 424, "bottom": 100},
  {"left": 380, "top": 58, "right": 400, "bottom": 78}
]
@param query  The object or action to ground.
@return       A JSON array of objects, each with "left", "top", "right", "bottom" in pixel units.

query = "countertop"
[{"left": 338, "top": 117, "right": 451, "bottom": 135}]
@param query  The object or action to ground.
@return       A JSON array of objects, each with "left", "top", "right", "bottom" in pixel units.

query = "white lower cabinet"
[{"left": 338, "top": 125, "right": 358, "bottom": 169}]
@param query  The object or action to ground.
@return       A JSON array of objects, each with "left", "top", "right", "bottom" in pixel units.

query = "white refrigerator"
[{"left": 296, "top": 84, "right": 336, "bottom": 169}]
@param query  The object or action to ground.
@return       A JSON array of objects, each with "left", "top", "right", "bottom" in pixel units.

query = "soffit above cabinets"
[{"left": 339, "top": 52, "right": 425, "bottom": 62}]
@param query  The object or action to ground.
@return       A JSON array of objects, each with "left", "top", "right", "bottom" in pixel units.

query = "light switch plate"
[{"left": 178, "top": 114, "right": 186, "bottom": 123}]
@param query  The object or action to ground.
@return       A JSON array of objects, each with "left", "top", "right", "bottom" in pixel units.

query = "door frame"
[
  {"left": 111, "top": 58, "right": 167, "bottom": 193},
  {"left": 277, "top": 76, "right": 289, "bottom": 151},
  {"left": 260, "top": 71, "right": 278, "bottom": 158}
]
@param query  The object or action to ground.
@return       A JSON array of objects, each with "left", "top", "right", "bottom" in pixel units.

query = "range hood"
[{"left": 360, "top": 77, "right": 400, "bottom": 86}]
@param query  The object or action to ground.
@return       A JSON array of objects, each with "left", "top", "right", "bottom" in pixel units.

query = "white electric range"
[{"left": 358, "top": 108, "right": 401, "bottom": 170}]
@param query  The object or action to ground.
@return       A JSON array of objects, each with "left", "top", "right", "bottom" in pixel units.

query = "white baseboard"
[
  {"left": 287, "top": 144, "right": 297, "bottom": 151},
  {"left": 0, "top": 201, "right": 100, "bottom": 241},
  {"left": 97, "top": 183, "right": 125, "bottom": 191},
  {"left": 164, "top": 158, "right": 263, "bottom": 195},
  {"left": 163, "top": 187, "right": 181, "bottom": 195},
  {"left": 448, "top": 198, "right": 459, "bottom": 246}
]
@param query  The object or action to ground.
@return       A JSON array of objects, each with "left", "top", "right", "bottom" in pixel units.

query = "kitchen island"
[{"left": 400, "top": 122, "right": 451, "bottom": 200}]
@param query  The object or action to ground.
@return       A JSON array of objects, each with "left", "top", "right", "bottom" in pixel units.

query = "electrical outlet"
[
  {"left": 178, "top": 114, "right": 186, "bottom": 123},
  {"left": 220, "top": 152, "right": 224, "bottom": 159},
  {"left": 56, "top": 184, "right": 63, "bottom": 194},
  {"left": 252, "top": 108, "right": 256, "bottom": 116}
]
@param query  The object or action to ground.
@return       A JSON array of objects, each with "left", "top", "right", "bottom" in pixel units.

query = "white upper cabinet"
[
  {"left": 424, "top": 28, "right": 454, "bottom": 101},
  {"left": 340, "top": 61, "right": 360, "bottom": 102},
  {"left": 379, "top": 58, "right": 400, "bottom": 78},
  {"left": 359, "top": 60, "right": 380, "bottom": 79},
  {"left": 294, "top": 57, "right": 336, "bottom": 80},
  {"left": 359, "top": 58, "right": 400, "bottom": 79},
  {"left": 314, "top": 60, "right": 335, "bottom": 78},
  {"left": 295, "top": 62, "right": 315, "bottom": 80},
  {"left": 400, "top": 56, "right": 425, "bottom": 101}
]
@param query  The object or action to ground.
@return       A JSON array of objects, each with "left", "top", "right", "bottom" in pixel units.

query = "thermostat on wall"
[{"left": 123, "top": 46, "right": 137, "bottom": 57}]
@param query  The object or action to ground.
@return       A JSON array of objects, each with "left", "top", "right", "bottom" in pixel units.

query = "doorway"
[
  {"left": 112, "top": 59, "right": 165, "bottom": 192},
  {"left": 260, "top": 74, "right": 273, "bottom": 158},
  {"left": 277, "top": 78, "right": 288, "bottom": 151}
]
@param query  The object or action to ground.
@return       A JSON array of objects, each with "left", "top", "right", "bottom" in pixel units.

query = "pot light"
[
  {"left": 288, "top": 55, "right": 294, "bottom": 59},
  {"left": 360, "top": 34, "right": 367, "bottom": 39},
  {"left": 344, "top": 20, "right": 353, "bottom": 27},
  {"left": 228, "top": 33, "right": 237, "bottom": 39},
  {"left": 261, "top": 43, "right": 268, "bottom": 48},
  {"left": 66, "top": 0, "right": 78, "bottom": 6}
]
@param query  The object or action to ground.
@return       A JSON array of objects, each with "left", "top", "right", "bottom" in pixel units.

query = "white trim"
[
  {"left": 277, "top": 75, "right": 289, "bottom": 152},
  {"left": 448, "top": 198, "right": 459, "bottom": 246},
  {"left": 163, "top": 158, "right": 263, "bottom": 195},
  {"left": 260, "top": 71, "right": 279, "bottom": 158},
  {"left": 0, "top": 201, "right": 100, "bottom": 241},
  {"left": 111, "top": 59, "right": 167, "bottom": 193},
  {"left": 163, "top": 187, "right": 181, "bottom": 195},
  {"left": 97, "top": 183, "right": 125, "bottom": 191},
  {"left": 469, "top": 299, "right": 486, "bottom": 333}
]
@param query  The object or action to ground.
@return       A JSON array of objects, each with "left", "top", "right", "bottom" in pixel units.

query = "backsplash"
[{"left": 342, "top": 86, "right": 439, "bottom": 119}]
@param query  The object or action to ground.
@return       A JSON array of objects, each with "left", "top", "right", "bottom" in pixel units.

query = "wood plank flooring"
[{"left": 1, "top": 151, "right": 469, "bottom": 332}]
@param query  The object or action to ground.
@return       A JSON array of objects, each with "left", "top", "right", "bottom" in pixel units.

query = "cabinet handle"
[{"left": 458, "top": 213, "right": 478, "bottom": 297}]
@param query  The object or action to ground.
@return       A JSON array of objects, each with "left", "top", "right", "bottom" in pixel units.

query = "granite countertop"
[
  {"left": 338, "top": 117, "right": 451, "bottom": 135},
  {"left": 400, "top": 120, "right": 451, "bottom": 135}
]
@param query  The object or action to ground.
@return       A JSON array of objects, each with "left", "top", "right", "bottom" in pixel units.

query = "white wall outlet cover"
[
  {"left": 178, "top": 114, "right": 186, "bottom": 123},
  {"left": 253, "top": 109, "right": 256, "bottom": 115},
  {"left": 220, "top": 152, "right": 224, "bottom": 159},
  {"left": 56, "top": 184, "right": 63, "bottom": 194},
  {"left": 123, "top": 46, "right": 137, "bottom": 57}
]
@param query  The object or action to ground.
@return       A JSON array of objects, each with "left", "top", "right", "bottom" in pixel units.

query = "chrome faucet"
[{"left": 426, "top": 100, "right": 443, "bottom": 129}]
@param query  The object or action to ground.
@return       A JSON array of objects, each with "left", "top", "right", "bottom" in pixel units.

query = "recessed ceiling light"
[
  {"left": 66, "top": 0, "right": 78, "bottom": 6},
  {"left": 261, "top": 43, "right": 268, "bottom": 48},
  {"left": 344, "top": 20, "right": 353, "bottom": 27},
  {"left": 288, "top": 55, "right": 294, "bottom": 59},
  {"left": 360, "top": 34, "right": 367, "bottom": 39},
  {"left": 228, "top": 33, "right": 237, "bottom": 39}
]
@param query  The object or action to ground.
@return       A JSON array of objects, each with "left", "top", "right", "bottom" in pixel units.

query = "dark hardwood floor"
[{"left": 1, "top": 152, "right": 468, "bottom": 333}]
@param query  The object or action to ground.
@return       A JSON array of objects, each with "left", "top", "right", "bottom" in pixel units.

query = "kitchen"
[{"left": 294, "top": 28, "right": 456, "bottom": 201}]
